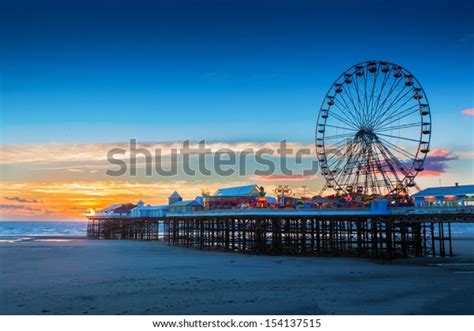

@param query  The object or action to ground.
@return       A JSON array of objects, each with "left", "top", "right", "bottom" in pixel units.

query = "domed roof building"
[{"left": 168, "top": 191, "right": 182, "bottom": 205}]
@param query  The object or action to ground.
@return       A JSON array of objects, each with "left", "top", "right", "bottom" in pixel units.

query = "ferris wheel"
[{"left": 315, "top": 60, "right": 431, "bottom": 196}]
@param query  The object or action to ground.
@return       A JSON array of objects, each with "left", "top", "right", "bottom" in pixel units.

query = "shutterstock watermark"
[{"left": 105, "top": 139, "right": 340, "bottom": 178}]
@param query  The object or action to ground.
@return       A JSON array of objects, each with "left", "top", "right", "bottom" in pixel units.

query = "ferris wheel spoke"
[
  {"left": 386, "top": 86, "right": 416, "bottom": 110},
  {"left": 323, "top": 136, "right": 356, "bottom": 154},
  {"left": 362, "top": 71, "right": 374, "bottom": 125},
  {"left": 371, "top": 85, "right": 412, "bottom": 128},
  {"left": 327, "top": 139, "right": 357, "bottom": 170},
  {"left": 326, "top": 148, "right": 352, "bottom": 166},
  {"left": 331, "top": 101, "right": 355, "bottom": 120},
  {"left": 363, "top": 70, "right": 370, "bottom": 123},
  {"left": 367, "top": 149, "right": 382, "bottom": 193},
  {"left": 377, "top": 136, "right": 417, "bottom": 160},
  {"left": 383, "top": 84, "right": 412, "bottom": 110},
  {"left": 333, "top": 157, "right": 359, "bottom": 189},
  {"left": 376, "top": 132, "right": 420, "bottom": 143},
  {"left": 374, "top": 143, "right": 414, "bottom": 184},
  {"left": 366, "top": 69, "right": 388, "bottom": 126},
  {"left": 342, "top": 82, "right": 365, "bottom": 125},
  {"left": 366, "top": 66, "right": 381, "bottom": 122},
  {"left": 375, "top": 122, "right": 420, "bottom": 132},
  {"left": 353, "top": 70, "right": 366, "bottom": 123},
  {"left": 338, "top": 146, "right": 362, "bottom": 187},
  {"left": 338, "top": 88, "right": 364, "bottom": 125},
  {"left": 369, "top": 73, "right": 402, "bottom": 119},
  {"left": 328, "top": 108, "right": 360, "bottom": 129},
  {"left": 372, "top": 95, "right": 412, "bottom": 128},
  {"left": 324, "top": 138, "right": 354, "bottom": 160},
  {"left": 333, "top": 94, "right": 361, "bottom": 125},
  {"left": 371, "top": 151, "right": 397, "bottom": 194},
  {"left": 328, "top": 147, "right": 354, "bottom": 171},
  {"left": 367, "top": 77, "right": 405, "bottom": 127},
  {"left": 355, "top": 73, "right": 371, "bottom": 124},
  {"left": 352, "top": 73, "right": 365, "bottom": 120},
  {"left": 378, "top": 142, "right": 412, "bottom": 177},
  {"left": 364, "top": 148, "right": 379, "bottom": 194},
  {"left": 326, "top": 142, "right": 350, "bottom": 163},
  {"left": 326, "top": 136, "right": 353, "bottom": 149},
  {"left": 371, "top": 67, "right": 393, "bottom": 115},
  {"left": 324, "top": 132, "right": 356, "bottom": 140},
  {"left": 374, "top": 143, "right": 405, "bottom": 185},
  {"left": 374, "top": 104, "right": 419, "bottom": 130},
  {"left": 324, "top": 124, "right": 358, "bottom": 131},
  {"left": 373, "top": 90, "right": 417, "bottom": 128},
  {"left": 377, "top": 141, "right": 415, "bottom": 174},
  {"left": 376, "top": 107, "right": 420, "bottom": 130},
  {"left": 373, "top": 147, "right": 401, "bottom": 190}
]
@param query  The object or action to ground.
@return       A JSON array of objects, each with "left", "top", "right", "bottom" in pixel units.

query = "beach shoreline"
[{"left": 1, "top": 237, "right": 473, "bottom": 315}]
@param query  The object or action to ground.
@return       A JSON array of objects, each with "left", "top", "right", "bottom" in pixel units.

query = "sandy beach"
[{"left": 1, "top": 237, "right": 473, "bottom": 315}]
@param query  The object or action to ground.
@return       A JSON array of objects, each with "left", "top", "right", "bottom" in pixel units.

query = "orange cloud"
[
  {"left": 429, "top": 149, "right": 450, "bottom": 157},
  {"left": 462, "top": 108, "right": 474, "bottom": 116},
  {"left": 417, "top": 170, "right": 445, "bottom": 177}
]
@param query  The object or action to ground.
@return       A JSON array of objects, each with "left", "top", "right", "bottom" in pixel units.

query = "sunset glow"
[{"left": 0, "top": 0, "right": 472, "bottom": 221}]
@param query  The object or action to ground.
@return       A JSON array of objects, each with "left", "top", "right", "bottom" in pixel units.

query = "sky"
[{"left": 0, "top": 0, "right": 473, "bottom": 220}]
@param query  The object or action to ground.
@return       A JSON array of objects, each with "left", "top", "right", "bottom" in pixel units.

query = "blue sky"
[{"left": 0, "top": 0, "right": 472, "bottom": 145}]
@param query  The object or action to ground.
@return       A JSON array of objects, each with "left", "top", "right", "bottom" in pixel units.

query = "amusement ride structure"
[{"left": 316, "top": 60, "right": 431, "bottom": 198}]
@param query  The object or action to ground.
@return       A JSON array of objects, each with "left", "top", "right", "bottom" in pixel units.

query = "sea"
[
  {"left": 0, "top": 220, "right": 473, "bottom": 243},
  {"left": 0, "top": 221, "right": 87, "bottom": 243}
]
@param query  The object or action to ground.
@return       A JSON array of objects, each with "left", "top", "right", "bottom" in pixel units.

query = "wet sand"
[{"left": 0, "top": 237, "right": 473, "bottom": 314}]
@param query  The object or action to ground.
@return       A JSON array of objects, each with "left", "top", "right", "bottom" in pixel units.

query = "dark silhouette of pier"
[{"left": 87, "top": 207, "right": 474, "bottom": 259}]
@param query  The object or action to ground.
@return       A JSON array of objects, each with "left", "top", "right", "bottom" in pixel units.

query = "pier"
[{"left": 87, "top": 206, "right": 474, "bottom": 259}]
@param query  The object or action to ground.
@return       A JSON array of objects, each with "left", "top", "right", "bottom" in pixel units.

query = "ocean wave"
[{"left": 0, "top": 221, "right": 87, "bottom": 238}]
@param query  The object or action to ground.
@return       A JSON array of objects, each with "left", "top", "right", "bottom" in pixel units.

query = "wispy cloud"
[
  {"left": 0, "top": 204, "right": 52, "bottom": 215},
  {"left": 462, "top": 108, "right": 474, "bottom": 116},
  {"left": 3, "top": 196, "right": 42, "bottom": 203},
  {"left": 0, "top": 141, "right": 314, "bottom": 165},
  {"left": 254, "top": 174, "right": 317, "bottom": 181},
  {"left": 0, "top": 204, "right": 41, "bottom": 211}
]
